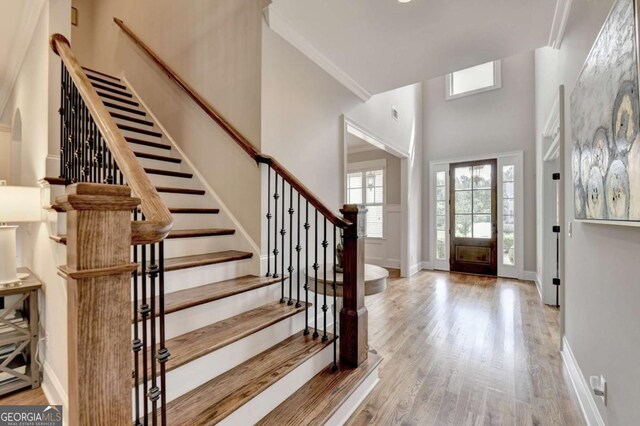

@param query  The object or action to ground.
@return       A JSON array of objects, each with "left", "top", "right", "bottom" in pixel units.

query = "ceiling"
[{"left": 270, "top": 0, "right": 558, "bottom": 95}]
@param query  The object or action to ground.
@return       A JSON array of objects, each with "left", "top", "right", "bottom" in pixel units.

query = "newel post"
[
  {"left": 339, "top": 204, "right": 368, "bottom": 367},
  {"left": 57, "top": 183, "right": 140, "bottom": 425}
]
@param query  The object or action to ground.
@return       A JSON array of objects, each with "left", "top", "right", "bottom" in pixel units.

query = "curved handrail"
[
  {"left": 113, "top": 18, "right": 351, "bottom": 229},
  {"left": 50, "top": 34, "right": 173, "bottom": 244}
]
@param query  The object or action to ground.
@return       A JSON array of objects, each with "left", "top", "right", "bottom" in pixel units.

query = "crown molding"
[
  {"left": 548, "top": 0, "right": 573, "bottom": 49},
  {"left": 264, "top": 5, "right": 372, "bottom": 102},
  {"left": 0, "top": 0, "right": 46, "bottom": 119}
]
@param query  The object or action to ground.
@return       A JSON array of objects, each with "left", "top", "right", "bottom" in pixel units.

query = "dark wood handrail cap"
[{"left": 50, "top": 33, "right": 70, "bottom": 55}]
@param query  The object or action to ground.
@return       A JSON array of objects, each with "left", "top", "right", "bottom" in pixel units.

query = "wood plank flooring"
[
  {"left": 0, "top": 387, "right": 48, "bottom": 405},
  {"left": 346, "top": 270, "right": 584, "bottom": 426}
]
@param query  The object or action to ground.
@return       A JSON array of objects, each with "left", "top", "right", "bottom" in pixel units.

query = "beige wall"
[
  {"left": 0, "top": 126, "right": 10, "bottom": 181},
  {"left": 536, "top": 0, "right": 640, "bottom": 423},
  {"left": 422, "top": 50, "right": 537, "bottom": 272},
  {"left": 347, "top": 146, "right": 402, "bottom": 205},
  {"left": 71, "top": 0, "right": 264, "bottom": 242}
]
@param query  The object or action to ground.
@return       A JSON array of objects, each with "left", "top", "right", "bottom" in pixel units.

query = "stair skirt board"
[
  {"left": 132, "top": 310, "right": 319, "bottom": 409},
  {"left": 323, "top": 365, "right": 380, "bottom": 426},
  {"left": 134, "top": 283, "right": 282, "bottom": 340}
]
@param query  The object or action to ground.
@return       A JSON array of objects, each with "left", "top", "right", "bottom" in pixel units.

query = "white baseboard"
[
  {"left": 561, "top": 336, "right": 605, "bottom": 426},
  {"left": 365, "top": 257, "right": 400, "bottom": 269},
  {"left": 535, "top": 273, "right": 543, "bottom": 300},
  {"left": 522, "top": 270, "right": 537, "bottom": 282},
  {"left": 41, "top": 360, "right": 68, "bottom": 413}
]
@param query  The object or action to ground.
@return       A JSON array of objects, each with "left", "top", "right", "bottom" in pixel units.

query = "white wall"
[
  {"left": 262, "top": 22, "right": 422, "bottom": 274},
  {"left": 422, "top": 50, "right": 537, "bottom": 273},
  {"left": 535, "top": 0, "right": 640, "bottom": 423},
  {"left": 71, "top": 0, "right": 264, "bottom": 243},
  {"left": 0, "top": 0, "right": 72, "bottom": 409}
]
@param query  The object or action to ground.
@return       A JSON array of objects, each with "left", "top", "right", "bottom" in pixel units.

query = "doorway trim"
[
  {"left": 341, "top": 115, "right": 411, "bottom": 276},
  {"left": 430, "top": 150, "right": 524, "bottom": 279}
]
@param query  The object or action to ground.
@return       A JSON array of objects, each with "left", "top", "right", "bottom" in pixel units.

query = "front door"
[{"left": 449, "top": 159, "right": 497, "bottom": 275}]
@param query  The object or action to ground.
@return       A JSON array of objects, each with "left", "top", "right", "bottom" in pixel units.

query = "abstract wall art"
[{"left": 571, "top": 0, "right": 640, "bottom": 222}]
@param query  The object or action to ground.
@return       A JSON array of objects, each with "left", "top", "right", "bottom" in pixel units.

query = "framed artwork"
[{"left": 571, "top": 0, "right": 640, "bottom": 222}]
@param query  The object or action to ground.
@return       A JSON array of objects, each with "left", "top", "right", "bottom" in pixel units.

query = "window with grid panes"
[
  {"left": 502, "top": 165, "right": 515, "bottom": 265},
  {"left": 435, "top": 171, "right": 447, "bottom": 260},
  {"left": 346, "top": 169, "right": 384, "bottom": 238}
]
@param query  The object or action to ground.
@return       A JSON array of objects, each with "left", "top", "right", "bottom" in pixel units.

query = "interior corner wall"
[
  {"left": 421, "top": 50, "right": 537, "bottom": 273},
  {"left": 261, "top": 22, "right": 422, "bottom": 273},
  {"left": 0, "top": 0, "right": 72, "bottom": 408},
  {"left": 535, "top": 0, "right": 640, "bottom": 423},
  {"left": 71, "top": 0, "right": 264, "bottom": 243}
]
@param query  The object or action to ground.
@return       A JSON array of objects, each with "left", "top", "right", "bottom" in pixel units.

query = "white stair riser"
[
  {"left": 221, "top": 344, "right": 334, "bottom": 426},
  {"left": 135, "top": 257, "right": 256, "bottom": 293},
  {"left": 133, "top": 311, "right": 309, "bottom": 406},
  {"left": 134, "top": 283, "right": 282, "bottom": 340},
  {"left": 161, "top": 234, "right": 237, "bottom": 259},
  {"left": 146, "top": 173, "right": 200, "bottom": 190},
  {"left": 169, "top": 213, "right": 221, "bottom": 230},
  {"left": 124, "top": 140, "right": 172, "bottom": 156},
  {"left": 134, "top": 156, "right": 183, "bottom": 173}
]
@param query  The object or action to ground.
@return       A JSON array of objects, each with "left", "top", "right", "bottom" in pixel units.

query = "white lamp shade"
[{"left": 0, "top": 185, "right": 41, "bottom": 223}]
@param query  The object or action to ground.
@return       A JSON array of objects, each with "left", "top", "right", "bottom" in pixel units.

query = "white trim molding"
[
  {"left": 548, "top": 0, "right": 573, "bottom": 49},
  {"left": 264, "top": 5, "right": 372, "bottom": 102},
  {"left": 0, "top": 0, "right": 46, "bottom": 118},
  {"left": 41, "top": 360, "right": 69, "bottom": 415},
  {"left": 561, "top": 336, "right": 605, "bottom": 426}
]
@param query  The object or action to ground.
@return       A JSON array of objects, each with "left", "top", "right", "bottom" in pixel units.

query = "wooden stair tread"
[
  {"left": 82, "top": 66, "right": 120, "bottom": 81},
  {"left": 138, "top": 207, "right": 218, "bottom": 214},
  {"left": 167, "top": 228, "right": 235, "bottom": 238},
  {"left": 155, "top": 186, "right": 205, "bottom": 195},
  {"left": 142, "top": 302, "right": 309, "bottom": 381},
  {"left": 257, "top": 354, "right": 382, "bottom": 426},
  {"left": 104, "top": 101, "right": 146, "bottom": 116},
  {"left": 134, "top": 151, "right": 181, "bottom": 164},
  {"left": 110, "top": 111, "right": 154, "bottom": 127},
  {"left": 165, "top": 330, "right": 334, "bottom": 426},
  {"left": 141, "top": 275, "right": 284, "bottom": 318},
  {"left": 144, "top": 168, "right": 192, "bottom": 179},
  {"left": 53, "top": 229, "right": 234, "bottom": 245},
  {"left": 157, "top": 250, "right": 253, "bottom": 273},
  {"left": 44, "top": 177, "right": 65, "bottom": 185},
  {"left": 125, "top": 136, "right": 171, "bottom": 150},
  {"left": 86, "top": 73, "right": 127, "bottom": 90},
  {"left": 97, "top": 91, "right": 139, "bottom": 107},
  {"left": 91, "top": 82, "right": 132, "bottom": 98},
  {"left": 118, "top": 123, "right": 162, "bottom": 138}
]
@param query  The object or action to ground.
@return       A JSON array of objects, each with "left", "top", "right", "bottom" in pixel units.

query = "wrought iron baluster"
[
  {"left": 304, "top": 201, "right": 310, "bottom": 335},
  {"left": 59, "top": 63, "right": 65, "bottom": 180},
  {"left": 132, "top": 210, "right": 142, "bottom": 425},
  {"left": 148, "top": 244, "right": 159, "bottom": 426},
  {"left": 280, "top": 178, "right": 286, "bottom": 304},
  {"left": 140, "top": 239, "right": 149, "bottom": 425},
  {"left": 266, "top": 166, "right": 272, "bottom": 277},
  {"left": 158, "top": 242, "right": 169, "bottom": 426},
  {"left": 288, "top": 185, "right": 294, "bottom": 305},
  {"left": 295, "top": 193, "right": 301, "bottom": 308},
  {"left": 332, "top": 225, "right": 338, "bottom": 371},
  {"left": 273, "top": 174, "right": 279, "bottom": 279},
  {"left": 313, "top": 209, "right": 319, "bottom": 338},
  {"left": 322, "top": 218, "right": 328, "bottom": 342}
]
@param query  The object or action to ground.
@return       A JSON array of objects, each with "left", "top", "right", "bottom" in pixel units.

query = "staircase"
[{"left": 45, "top": 55, "right": 380, "bottom": 426}]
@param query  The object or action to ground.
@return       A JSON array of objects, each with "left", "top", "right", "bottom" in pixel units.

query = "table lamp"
[{"left": 0, "top": 181, "right": 41, "bottom": 285}]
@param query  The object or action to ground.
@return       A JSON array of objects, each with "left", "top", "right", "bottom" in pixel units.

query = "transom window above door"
[{"left": 347, "top": 168, "right": 384, "bottom": 238}]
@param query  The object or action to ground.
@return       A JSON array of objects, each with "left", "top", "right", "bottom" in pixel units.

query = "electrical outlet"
[{"left": 590, "top": 375, "right": 607, "bottom": 405}]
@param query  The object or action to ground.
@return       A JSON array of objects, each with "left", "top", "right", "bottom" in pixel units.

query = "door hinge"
[
  {"left": 553, "top": 278, "right": 561, "bottom": 286},
  {"left": 552, "top": 173, "right": 561, "bottom": 180},
  {"left": 552, "top": 225, "right": 561, "bottom": 233}
]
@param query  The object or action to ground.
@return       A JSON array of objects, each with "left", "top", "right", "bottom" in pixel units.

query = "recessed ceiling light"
[{"left": 398, "top": 0, "right": 413, "bottom": 3}]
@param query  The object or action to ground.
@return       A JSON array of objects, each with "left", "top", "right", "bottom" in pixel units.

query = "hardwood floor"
[
  {"left": 347, "top": 270, "right": 584, "bottom": 426},
  {"left": 0, "top": 387, "right": 48, "bottom": 405}
]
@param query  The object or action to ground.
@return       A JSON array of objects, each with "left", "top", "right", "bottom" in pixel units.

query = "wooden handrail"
[
  {"left": 50, "top": 34, "right": 173, "bottom": 244},
  {"left": 113, "top": 18, "right": 351, "bottom": 229}
]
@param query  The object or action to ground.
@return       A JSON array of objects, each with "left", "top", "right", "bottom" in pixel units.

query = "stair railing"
[
  {"left": 114, "top": 18, "right": 369, "bottom": 369},
  {"left": 51, "top": 34, "right": 172, "bottom": 425}
]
